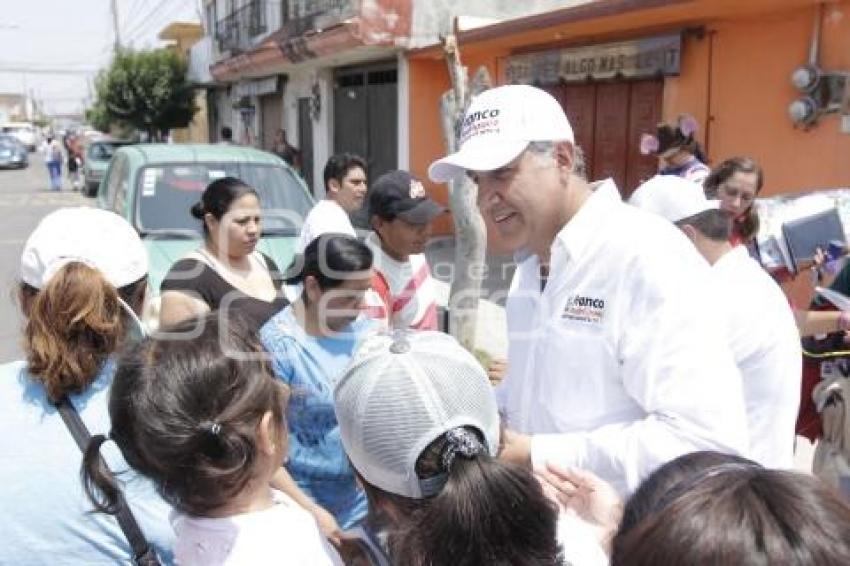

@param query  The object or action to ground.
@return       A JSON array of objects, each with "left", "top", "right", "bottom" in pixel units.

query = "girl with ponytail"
[
  {"left": 334, "top": 331, "right": 567, "bottom": 565},
  {"left": 82, "top": 315, "right": 342, "bottom": 565},
  {"left": 0, "top": 207, "right": 173, "bottom": 564}
]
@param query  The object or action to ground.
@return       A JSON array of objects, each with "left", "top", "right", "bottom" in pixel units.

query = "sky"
[{"left": 0, "top": 0, "right": 202, "bottom": 117}]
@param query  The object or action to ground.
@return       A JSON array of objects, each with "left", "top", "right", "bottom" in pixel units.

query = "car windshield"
[
  {"left": 136, "top": 162, "right": 313, "bottom": 236},
  {"left": 0, "top": 136, "right": 18, "bottom": 148},
  {"left": 89, "top": 142, "right": 126, "bottom": 160}
]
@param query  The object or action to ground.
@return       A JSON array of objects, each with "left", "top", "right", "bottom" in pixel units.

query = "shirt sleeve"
[{"left": 530, "top": 255, "right": 749, "bottom": 493}]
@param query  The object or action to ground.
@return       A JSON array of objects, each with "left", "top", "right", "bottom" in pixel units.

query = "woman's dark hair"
[
  {"left": 323, "top": 152, "right": 366, "bottom": 191},
  {"left": 616, "top": 451, "right": 757, "bottom": 537},
  {"left": 285, "top": 233, "right": 373, "bottom": 294},
  {"left": 704, "top": 156, "right": 764, "bottom": 242},
  {"left": 190, "top": 176, "right": 258, "bottom": 236},
  {"left": 612, "top": 453, "right": 850, "bottom": 565},
  {"left": 20, "top": 263, "right": 146, "bottom": 403},
  {"left": 656, "top": 123, "right": 706, "bottom": 163},
  {"left": 383, "top": 427, "right": 563, "bottom": 566},
  {"left": 81, "top": 314, "right": 287, "bottom": 517}
]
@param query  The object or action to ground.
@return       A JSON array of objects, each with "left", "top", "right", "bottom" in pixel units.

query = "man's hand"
[
  {"left": 487, "top": 358, "right": 508, "bottom": 386},
  {"left": 499, "top": 428, "right": 532, "bottom": 467},
  {"left": 537, "top": 463, "right": 623, "bottom": 553}
]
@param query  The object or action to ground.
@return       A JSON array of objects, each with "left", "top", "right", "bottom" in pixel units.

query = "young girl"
[{"left": 82, "top": 316, "right": 341, "bottom": 565}]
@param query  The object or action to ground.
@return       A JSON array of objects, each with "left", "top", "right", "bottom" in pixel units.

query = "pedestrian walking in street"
[
  {"left": 159, "top": 176, "right": 288, "bottom": 331},
  {"left": 82, "top": 315, "right": 342, "bottom": 566},
  {"left": 260, "top": 234, "right": 377, "bottom": 538},
  {"left": 297, "top": 153, "right": 368, "bottom": 253},
  {"left": 272, "top": 128, "right": 301, "bottom": 170},
  {"left": 40, "top": 135, "right": 63, "bottom": 191},
  {"left": 428, "top": 84, "right": 748, "bottom": 495},
  {"left": 363, "top": 169, "right": 444, "bottom": 331},
  {"left": 0, "top": 207, "right": 174, "bottom": 564}
]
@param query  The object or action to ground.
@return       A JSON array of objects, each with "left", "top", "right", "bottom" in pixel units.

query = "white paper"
[{"left": 816, "top": 286, "right": 850, "bottom": 312}]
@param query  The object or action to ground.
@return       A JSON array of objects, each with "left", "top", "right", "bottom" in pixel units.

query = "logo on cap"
[
  {"left": 460, "top": 108, "right": 501, "bottom": 145},
  {"left": 409, "top": 180, "right": 426, "bottom": 199}
]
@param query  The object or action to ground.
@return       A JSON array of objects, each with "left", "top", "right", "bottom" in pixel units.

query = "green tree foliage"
[
  {"left": 85, "top": 102, "right": 112, "bottom": 134},
  {"left": 91, "top": 49, "right": 197, "bottom": 140}
]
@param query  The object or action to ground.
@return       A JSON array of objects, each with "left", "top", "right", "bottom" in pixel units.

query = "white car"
[{"left": 0, "top": 122, "right": 38, "bottom": 151}]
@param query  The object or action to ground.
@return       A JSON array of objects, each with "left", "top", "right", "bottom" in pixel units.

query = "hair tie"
[
  {"left": 201, "top": 421, "right": 222, "bottom": 436},
  {"left": 440, "top": 427, "right": 485, "bottom": 473}
]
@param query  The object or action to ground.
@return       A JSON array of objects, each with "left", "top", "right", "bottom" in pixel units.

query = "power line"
[
  {"left": 124, "top": 0, "right": 197, "bottom": 46},
  {"left": 122, "top": 0, "right": 174, "bottom": 44}
]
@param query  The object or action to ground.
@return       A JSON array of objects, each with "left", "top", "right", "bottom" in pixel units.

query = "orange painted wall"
[{"left": 706, "top": 4, "right": 850, "bottom": 196}]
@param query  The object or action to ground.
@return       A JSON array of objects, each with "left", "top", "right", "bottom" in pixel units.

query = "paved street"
[{"left": 0, "top": 152, "right": 89, "bottom": 363}]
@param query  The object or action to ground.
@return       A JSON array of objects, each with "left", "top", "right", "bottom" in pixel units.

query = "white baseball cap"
[
  {"left": 334, "top": 330, "right": 500, "bottom": 499},
  {"left": 21, "top": 207, "right": 148, "bottom": 290},
  {"left": 629, "top": 175, "right": 720, "bottom": 223},
  {"left": 428, "top": 84, "right": 575, "bottom": 183}
]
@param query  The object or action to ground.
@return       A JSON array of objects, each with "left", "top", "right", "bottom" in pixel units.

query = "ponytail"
[
  {"left": 392, "top": 453, "right": 563, "bottom": 566},
  {"left": 24, "top": 262, "right": 125, "bottom": 402},
  {"left": 81, "top": 434, "right": 122, "bottom": 514}
]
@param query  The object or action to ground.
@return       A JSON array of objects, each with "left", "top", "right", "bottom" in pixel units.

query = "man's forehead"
[{"left": 344, "top": 166, "right": 367, "bottom": 179}]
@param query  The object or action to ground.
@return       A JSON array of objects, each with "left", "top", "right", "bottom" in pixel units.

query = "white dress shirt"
[
  {"left": 713, "top": 245, "right": 801, "bottom": 468},
  {"left": 499, "top": 180, "right": 749, "bottom": 494}
]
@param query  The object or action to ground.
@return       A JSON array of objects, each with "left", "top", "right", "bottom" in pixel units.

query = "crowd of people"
[{"left": 3, "top": 83, "right": 850, "bottom": 565}]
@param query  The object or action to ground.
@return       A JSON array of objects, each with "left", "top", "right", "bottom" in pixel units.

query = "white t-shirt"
[
  {"left": 501, "top": 180, "right": 749, "bottom": 494},
  {"left": 297, "top": 199, "right": 356, "bottom": 253},
  {"left": 713, "top": 245, "right": 802, "bottom": 469},
  {"left": 363, "top": 233, "right": 439, "bottom": 331},
  {"left": 171, "top": 490, "right": 342, "bottom": 566}
]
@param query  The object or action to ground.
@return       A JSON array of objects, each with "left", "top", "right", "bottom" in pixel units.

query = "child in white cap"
[{"left": 334, "top": 330, "right": 615, "bottom": 566}]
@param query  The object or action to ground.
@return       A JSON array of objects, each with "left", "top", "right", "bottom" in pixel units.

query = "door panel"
[
  {"left": 562, "top": 84, "right": 596, "bottom": 177},
  {"left": 260, "top": 92, "right": 283, "bottom": 151},
  {"left": 298, "top": 97, "right": 314, "bottom": 194},
  {"left": 625, "top": 80, "right": 663, "bottom": 198},
  {"left": 592, "top": 82, "right": 630, "bottom": 189}
]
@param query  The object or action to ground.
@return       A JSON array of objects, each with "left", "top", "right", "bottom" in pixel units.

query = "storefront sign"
[
  {"left": 236, "top": 76, "right": 280, "bottom": 97},
  {"left": 503, "top": 34, "right": 681, "bottom": 85}
]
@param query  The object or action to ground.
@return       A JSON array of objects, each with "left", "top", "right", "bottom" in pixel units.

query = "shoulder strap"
[{"left": 55, "top": 397, "right": 161, "bottom": 566}]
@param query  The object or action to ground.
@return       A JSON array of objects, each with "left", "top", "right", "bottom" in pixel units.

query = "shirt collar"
[{"left": 553, "top": 178, "right": 621, "bottom": 263}]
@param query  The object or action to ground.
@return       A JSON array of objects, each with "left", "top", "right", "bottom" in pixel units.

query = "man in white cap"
[
  {"left": 428, "top": 84, "right": 748, "bottom": 493},
  {"left": 631, "top": 175, "right": 801, "bottom": 469}
]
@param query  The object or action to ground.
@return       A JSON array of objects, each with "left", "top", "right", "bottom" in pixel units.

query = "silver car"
[{"left": 0, "top": 135, "right": 28, "bottom": 169}]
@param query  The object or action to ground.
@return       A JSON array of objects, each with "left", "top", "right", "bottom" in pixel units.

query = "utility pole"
[{"left": 111, "top": 0, "right": 121, "bottom": 52}]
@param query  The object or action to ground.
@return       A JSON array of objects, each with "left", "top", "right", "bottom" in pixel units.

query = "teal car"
[
  {"left": 96, "top": 143, "right": 315, "bottom": 328},
  {"left": 84, "top": 139, "right": 134, "bottom": 197}
]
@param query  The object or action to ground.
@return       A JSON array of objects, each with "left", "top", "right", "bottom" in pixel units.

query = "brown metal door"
[
  {"left": 562, "top": 84, "right": 596, "bottom": 177},
  {"left": 260, "top": 91, "right": 283, "bottom": 151},
  {"left": 625, "top": 80, "right": 663, "bottom": 198},
  {"left": 551, "top": 79, "right": 662, "bottom": 197},
  {"left": 592, "top": 82, "right": 630, "bottom": 189}
]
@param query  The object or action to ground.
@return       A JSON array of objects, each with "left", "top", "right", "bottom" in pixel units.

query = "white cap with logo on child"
[{"left": 334, "top": 330, "right": 500, "bottom": 499}]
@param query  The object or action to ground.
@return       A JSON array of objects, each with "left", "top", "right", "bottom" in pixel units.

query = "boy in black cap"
[{"left": 364, "top": 169, "right": 445, "bottom": 330}]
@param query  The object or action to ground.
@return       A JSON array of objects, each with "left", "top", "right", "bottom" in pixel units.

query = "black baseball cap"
[{"left": 369, "top": 170, "right": 446, "bottom": 224}]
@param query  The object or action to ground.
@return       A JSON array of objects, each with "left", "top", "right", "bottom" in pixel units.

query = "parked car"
[
  {"left": 0, "top": 122, "right": 38, "bottom": 151},
  {"left": 83, "top": 139, "right": 133, "bottom": 196},
  {"left": 96, "top": 143, "right": 315, "bottom": 329},
  {"left": 0, "top": 134, "right": 29, "bottom": 168}
]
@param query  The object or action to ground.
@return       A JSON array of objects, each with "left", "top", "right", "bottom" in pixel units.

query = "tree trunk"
[{"left": 440, "top": 35, "right": 491, "bottom": 352}]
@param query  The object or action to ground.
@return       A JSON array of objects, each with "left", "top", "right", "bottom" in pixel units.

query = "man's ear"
[
  {"left": 327, "top": 178, "right": 340, "bottom": 195},
  {"left": 553, "top": 141, "right": 575, "bottom": 172},
  {"left": 256, "top": 410, "right": 277, "bottom": 457}
]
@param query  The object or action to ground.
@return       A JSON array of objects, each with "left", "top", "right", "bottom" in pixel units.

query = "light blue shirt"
[
  {"left": 260, "top": 308, "right": 375, "bottom": 529},
  {"left": 0, "top": 360, "right": 175, "bottom": 565}
]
